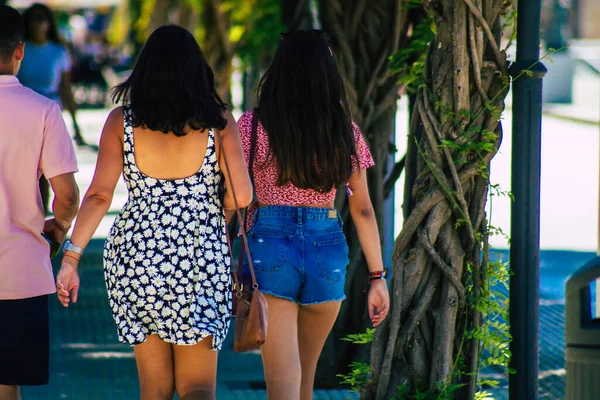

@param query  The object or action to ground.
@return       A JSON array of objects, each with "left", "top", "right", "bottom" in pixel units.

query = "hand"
[
  {"left": 56, "top": 258, "right": 80, "bottom": 307},
  {"left": 368, "top": 279, "right": 390, "bottom": 327},
  {"left": 43, "top": 218, "right": 69, "bottom": 245}
]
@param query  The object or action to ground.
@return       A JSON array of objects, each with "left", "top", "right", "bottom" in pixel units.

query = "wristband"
[{"left": 369, "top": 269, "right": 387, "bottom": 281}]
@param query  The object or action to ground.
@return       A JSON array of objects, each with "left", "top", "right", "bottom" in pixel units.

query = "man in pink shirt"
[{"left": 0, "top": 6, "right": 79, "bottom": 399}]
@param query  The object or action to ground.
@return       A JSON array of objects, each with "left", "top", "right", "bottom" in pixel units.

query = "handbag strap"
[{"left": 217, "top": 128, "right": 259, "bottom": 292}]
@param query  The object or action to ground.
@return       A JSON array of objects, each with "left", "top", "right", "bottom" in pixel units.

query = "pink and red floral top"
[{"left": 237, "top": 110, "right": 375, "bottom": 206}]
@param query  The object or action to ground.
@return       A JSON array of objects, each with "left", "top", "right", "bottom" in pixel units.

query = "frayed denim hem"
[{"left": 259, "top": 290, "right": 346, "bottom": 305}]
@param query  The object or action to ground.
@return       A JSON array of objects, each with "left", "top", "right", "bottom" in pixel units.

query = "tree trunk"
[
  {"left": 308, "top": 1, "right": 411, "bottom": 387},
  {"left": 177, "top": 0, "right": 199, "bottom": 34},
  {"left": 200, "top": 0, "right": 233, "bottom": 102},
  {"left": 282, "top": 0, "right": 313, "bottom": 29},
  {"left": 147, "top": 0, "right": 174, "bottom": 34},
  {"left": 364, "top": 0, "right": 510, "bottom": 398}
]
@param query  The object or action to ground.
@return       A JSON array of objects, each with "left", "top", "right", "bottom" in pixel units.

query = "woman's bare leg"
[
  {"left": 133, "top": 335, "right": 175, "bottom": 400},
  {"left": 260, "top": 294, "right": 301, "bottom": 400},
  {"left": 297, "top": 301, "right": 342, "bottom": 400},
  {"left": 173, "top": 336, "right": 218, "bottom": 400}
]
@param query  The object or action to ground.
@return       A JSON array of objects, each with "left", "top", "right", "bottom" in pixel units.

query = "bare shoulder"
[
  {"left": 221, "top": 109, "right": 240, "bottom": 136},
  {"left": 223, "top": 109, "right": 237, "bottom": 127},
  {"left": 103, "top": 106, "right": 125, "bottom": 139},
  {"left": 107, "top": 106, "right": 125, "bottom": 123}
]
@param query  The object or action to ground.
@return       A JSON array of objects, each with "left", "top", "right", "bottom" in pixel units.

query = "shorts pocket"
[
  {"left": 312, "top": 235, "right": 349, "bottom": 282},
  {"left": 247, "top": 229, "right": 294, "bottom": 272}
]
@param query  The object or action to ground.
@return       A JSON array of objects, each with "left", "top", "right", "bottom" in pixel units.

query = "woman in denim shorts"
[{"left": 237, "top": 30, "right": 390, "bottom": 400}]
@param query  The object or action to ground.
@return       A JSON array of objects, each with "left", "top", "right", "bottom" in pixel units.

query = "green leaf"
[{"left": 341, "top": 328, "right": 375, "bottom": 344}]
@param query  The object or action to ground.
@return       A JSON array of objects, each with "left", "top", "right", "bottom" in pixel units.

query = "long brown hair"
[{"left": 256, "top": 30, "right": 356, "bottom": 192}]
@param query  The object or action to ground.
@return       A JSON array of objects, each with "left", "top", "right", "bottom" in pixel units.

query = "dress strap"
[
  {"left": 123, "top": 105, "right": 134, "bottom": 144},
  {"left": 122, "top": 105, "right": 137, "bottom": 171},
  {"left": 207, "top": 127, "right": 217, "bottom": 167}
]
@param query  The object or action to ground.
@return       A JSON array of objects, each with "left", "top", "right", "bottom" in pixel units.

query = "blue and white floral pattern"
[{"left": 103, "top": 105, "right": 231, "bottom": 350}]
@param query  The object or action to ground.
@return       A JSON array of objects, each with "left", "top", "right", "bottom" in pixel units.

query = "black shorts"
[{"left": 0, "top": 295, "right": 49, "bottom": 386}]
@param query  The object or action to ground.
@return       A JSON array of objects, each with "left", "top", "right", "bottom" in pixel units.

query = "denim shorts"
[{"left": 243, "top": 205, "right": 349, "bottom": 305}]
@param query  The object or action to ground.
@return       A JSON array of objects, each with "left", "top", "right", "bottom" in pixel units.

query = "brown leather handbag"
[{"left": 217, "top": 130, "right": 268, "bottom": 353}]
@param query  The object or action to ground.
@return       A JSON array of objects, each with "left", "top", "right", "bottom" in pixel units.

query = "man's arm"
[
  {"left": 43, "top": 173, "right": 79, "bottom": 245},
  {"left": 39, "top": 102, "right": 80, "bottom": 244},
  {"left": 49, "top": 172, "right": 79, "bottom": 230}
]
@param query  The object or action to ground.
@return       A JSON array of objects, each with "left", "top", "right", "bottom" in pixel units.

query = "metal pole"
[
  {"left": 382, "top": 108, "right": 397, "bottom": 268},
  {"left": 508, "top": 0, "right": 547, "bottom": 397},
  {"left": 597, "top": 77, "right": 600, "bottom": 320}
]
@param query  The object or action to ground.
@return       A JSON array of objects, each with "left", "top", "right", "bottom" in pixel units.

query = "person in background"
[
  {"left": 19, "top": 3, "right": 85, "bottom": 145},
  {"left": 237, "top": 30, "right": 390, "bottom": 400},
  {"left": 56, "top": 25, "right": 252, "bottom": 400},
  {"left": 0, "top": 5, "right": 79, "bottom": 400},
  {"left": 19, "top": 3, "right": 88, "bottom": 215}
]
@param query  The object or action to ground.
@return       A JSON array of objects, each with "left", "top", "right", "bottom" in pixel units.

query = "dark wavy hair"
[
  {"left": 257, "top": 30, "right": 355, "bottom": 192},
  {"left": 22, "top": 3, "right": 62, "bottom": 44},
  {"left": 113, "top": 25, "right": 227, "bottom": 136}
]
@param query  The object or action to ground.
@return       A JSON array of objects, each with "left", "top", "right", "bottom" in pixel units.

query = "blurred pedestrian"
[
  {"left": 19, "top": 3, "right": 86, "bottom": 146},
  {"left": 0, "top": 5, "right": 79, "bottom": 400},
  {"left": 19, "top": 3, "right": 88, "bottom": 215},
  {"left": 56, "top": 25, "right": 252, "bottom": 400}
]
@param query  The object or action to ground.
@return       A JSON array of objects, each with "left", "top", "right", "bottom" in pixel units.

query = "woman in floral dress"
[{"left": 55, "top": 26, "right": 252, "bottom": 400}]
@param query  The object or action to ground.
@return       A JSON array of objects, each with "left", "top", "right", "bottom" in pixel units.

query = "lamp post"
[{"left": 508, "top": 0, "right": 547, "bottom": 397}]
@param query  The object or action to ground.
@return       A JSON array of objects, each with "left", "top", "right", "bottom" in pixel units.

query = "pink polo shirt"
[{"left": 0, "top": 75, "right": 78, "bottom": 300}]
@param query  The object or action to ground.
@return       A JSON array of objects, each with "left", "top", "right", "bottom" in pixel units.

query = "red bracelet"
[{"left": 369, "top": 270, "right": 387, "bottom": 281}]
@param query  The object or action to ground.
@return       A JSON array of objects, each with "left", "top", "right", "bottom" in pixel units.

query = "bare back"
[{"left": 133, "top": 126, "right": 209, "bottom": 181}]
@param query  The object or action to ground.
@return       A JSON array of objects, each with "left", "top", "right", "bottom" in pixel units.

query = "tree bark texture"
[
  {"left": 363, "top": 0, "right": 510, "bottom": 398},
  {"left": 304, "top": 1, "right": 411, "bottom": 387}
]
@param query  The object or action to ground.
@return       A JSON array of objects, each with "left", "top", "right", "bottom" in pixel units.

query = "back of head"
[
  {"left": 113, "top": 25, "right": 227, "bottom": 137},
  {"left": 0, "top": 5, "right": 25, "bottom": 63},
  {"left": 22, "top": 3, "right": 62, "bottom": 44},
  {"left": 257, "top": 30, "right": 355, "bottom": 193}
]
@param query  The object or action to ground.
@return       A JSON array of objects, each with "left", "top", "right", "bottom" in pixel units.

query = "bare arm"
[
  {"left": 49, "top": 172, "right": 79, "bottom": 229},
  {"left": 56, "top": 108, "right": 124, "bottom": 307},
  {"left": 347, "top": 169, "right": 384, "bottom": 273},
  {"left": 66, "top": 107, "right": 124, "bottom": 254},
  {"left": 39, "top": 102, "right": 80, "bottom": 244},
  {"left": 218, "top": 111, "right": 253, "bottom": 210},
  {"left": 348, "top": 168, "right": 389, "bottom": 326},
  {"left": 43, "top": 173, "right": 79, "bottom": 246}
]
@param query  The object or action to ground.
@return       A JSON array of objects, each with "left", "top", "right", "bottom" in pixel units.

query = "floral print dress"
[{"left": 103, "top": 105, "right": 231, "bottom": 350}]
